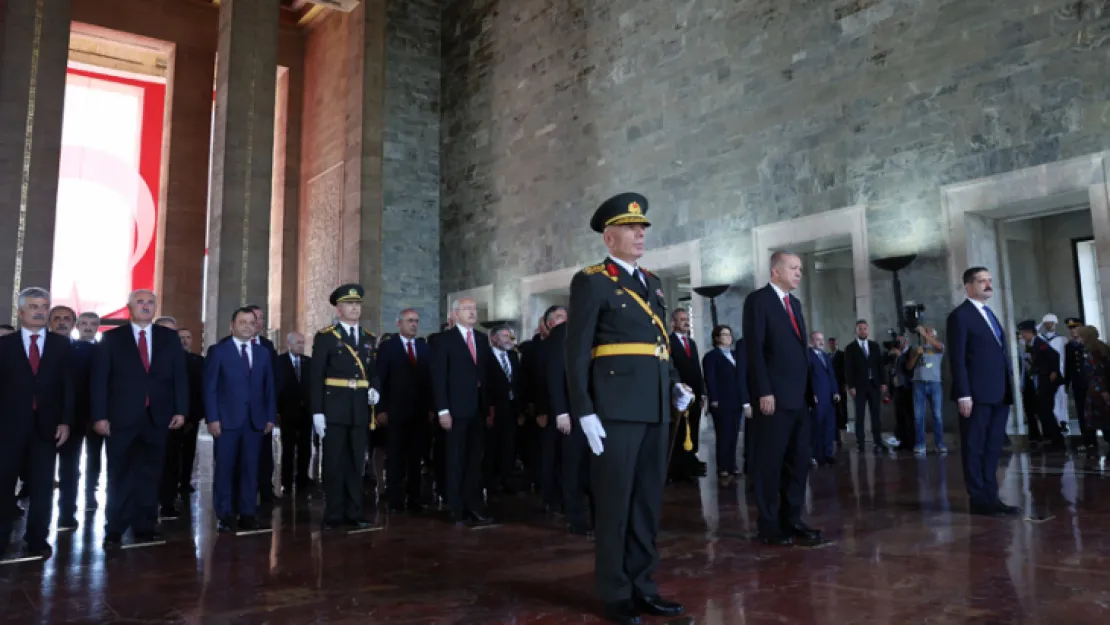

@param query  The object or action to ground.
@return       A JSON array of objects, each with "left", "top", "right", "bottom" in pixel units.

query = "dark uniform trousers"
[
  {"left": 0, "top": 426, "right": 57, "bottom": 549},
  {"left": 539, "top": 422, "right": 562, "bottom": 507},
  {"left": 323, "top": 419, "right": 368, "bottom": 522}
]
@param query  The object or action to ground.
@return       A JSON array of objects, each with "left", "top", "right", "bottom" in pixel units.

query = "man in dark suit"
[
  {"left": 485, "top": 324, "right": 523, "bottom": 496},
  {"left": 828, "top": 337, "right": 848, "bottom": 440},
  {"left": 91, "top": 289, "right": 188, "bottom": 547},
  {"left": 310, "top": 284, "right": 380, "bottom": 530},
  {"left": 70, "top": 312, "right": 105, "bottom": 511},
  {"left": 50, "top": 305, "right": 92, "bottom": 531},
  {"left": 668, "top": 308, "right": 706, "bottom": 481},
  {"left": 733, "top": 338, "right": 755, "bottom": 475},
  {"left": 844, "top": 320, "right": 889, "bottom": 452},
  {"left": 432, "top": 296, "right": 493, "bottom": 525},
  {"left": 742, "top": 251, "right": 821, "bottom": 548},
  {"left": 377, "top": 309, "right": 432, "bottom": 512},
  {"left": 547, "top": 308, "right": 594, "bottom": 535},
  {"left": 0, "top": 288, "right": 73, "bottom": 558},
  {"left": 1025, "top": 321, "right": 1066, "bottom": 450},
  {"left": 807, "top": 332, "right": 840, "bottom": 466},
  {"left": 246, "top": 304, "right": 280, "bottom": 502},
  {"left": 277, "top": 331, "right": 313, "bottom": 494},
  {"left": 566, "top": 193, "right": 692, "bottom": 624},
  {"left": 171, "top": 327, "right": 205, "bottom": 498},
  {"left": 205, "top": 307, "right": 277, "bottom": 532},
  {"left": 151, "top": 316, "right": 188, "bottom": 519},
  {"left": 947, "top": 267, "right": 1019, "bottom": 517},
  {"left": 426, "top": 318, "right": 454, "bottom": 502},
  {"left": 519, "top": 318, "right": 550, "bottom": 496}
]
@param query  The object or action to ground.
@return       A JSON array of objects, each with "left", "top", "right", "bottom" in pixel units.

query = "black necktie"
[
  {"left": 294, "top": 356, "right": 301, "bottom": 381},
  {"left": 348, "top": 326, "right": 356, "bottom": 345}
]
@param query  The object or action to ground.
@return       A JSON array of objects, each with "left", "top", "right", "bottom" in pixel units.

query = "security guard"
[
  {"left": 1064, "top": 317, "right": 1094, "bottom": 447},
  {"left": 310, "top": 284, "right": 380, "bottom": 530},
  {"left": 565, "top": 192, "right": 693, "bottom": 625}
]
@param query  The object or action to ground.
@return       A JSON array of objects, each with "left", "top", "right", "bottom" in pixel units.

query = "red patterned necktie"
[
  {"left": 407, "top": 340, "right": 417, "bottom": 365},
  {"left": 29, "top": 334, "right": 40, "bottom": 411},
  {"left": 138, "top": 329, "right": 150, "bottom": 407},
  {"left": 466, "top": 330, "right": 477, "bottom": 364},
  {"left": 783, "top": 295, "right": 801, "bottom": 338},
  {"left": 682, "top": 335, "right": 691, "bottom": 357}
]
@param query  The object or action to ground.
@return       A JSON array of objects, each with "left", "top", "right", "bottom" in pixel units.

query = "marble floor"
[{"left": 2, "top": 436, "right": 1109, "bottom": 625}]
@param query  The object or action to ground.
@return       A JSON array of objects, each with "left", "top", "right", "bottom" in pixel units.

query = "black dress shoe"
[
  {"left": 567, "top": 522, "right": 593, "bottom": 536},
  {"left": 346, "top": 518, "right": 374, "bottom": 529},
  {"left": 996, "top": 503, "right": 1021, "bottom": 516},
  {"left": 322, "top": 520, "right": 343, "bottom": 531},
  {"left": 634, "top": 595, "right": 683, "bottom": 617},
  {"left": 758, "top": 534, "right": 794, "bottom": 547},
  {"left": 406, "top": 501, "right": 427, "bottom": 513},
  {"left": 823, "top": 456, "right": 837, "bottom": 465},
  {"left": 466, "top": 509, "right": 492, "bottom": 524},
  {"left": 970, "top": 504, "right": 1007, "bottom": 517},
  {"left": 103, "top": 533, "right": 123, "bottom": 549},
  {"left": 23, "top": 542, "right": 53, "bottom": 558},
  {"left": 133, "top": 531, "right": 163, "bottom": 543},
  {"left": 603, "top": 601, "right": 641, "bottom": 625},
  {"left": 873, "top": 443, "right": 889, "bottom": 453},
  {"left": 217, "top": 518, "right": 236, "bottom": 533},
  {"left": 388, "top": 503, "right": 406, "bottom": 514},
  {"left": 783, "top": 521, "right": 822, "bottom": 544},
  {"left": 238, "top": 516, "right": 259, "bottom": 531},
  {"left": 160, "top": 504, "right": 179, "bottom": 518}
]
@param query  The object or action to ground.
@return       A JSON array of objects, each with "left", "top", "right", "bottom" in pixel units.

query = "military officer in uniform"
[
  {"left": 310, "top": 284, "right": 381, "bottom": 530},
  {"left": 565, "top": 192, "right": 694, "bottom": 625},
  {"left": 1064, "top": 317, "right": 1095, "bottom": 448}
]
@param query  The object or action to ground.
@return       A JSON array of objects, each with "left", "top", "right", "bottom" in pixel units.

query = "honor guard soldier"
[
  {"left": 565, "top": 192, "right": 694, "bottom": 625},
  {"left": 1064, "top": 317, "right": 1095, "bottom": 447},
  {"left": 310, "top": 284, "right": 381, "bottom": 530}
]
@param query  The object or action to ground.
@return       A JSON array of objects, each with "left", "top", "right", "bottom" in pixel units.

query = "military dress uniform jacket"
[
  {"left": 566, "top": 258, "right": 680, "bottom": 424},
  {"left": 1066, "top": 341, "right": 1088, "bottom": 389},
  {"left": 309, "top": 326, "right": 380, "bottom": 427}
]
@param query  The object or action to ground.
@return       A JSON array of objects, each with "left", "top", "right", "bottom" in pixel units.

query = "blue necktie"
[{"left": 983, "top": 306, "right": 1004, "bottom": 343}]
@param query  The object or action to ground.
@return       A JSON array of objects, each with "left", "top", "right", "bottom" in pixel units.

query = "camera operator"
[
  {"left": 906, "top": 326, "right": 946, "bottom": 454},
  {"left": 886, "top": 333, "right": 914, "bottom": 451}
]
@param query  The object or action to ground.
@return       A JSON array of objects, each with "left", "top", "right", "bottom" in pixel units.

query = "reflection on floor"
[{"left": 2, "top": 436, "right": 1109, "bottom": 624}]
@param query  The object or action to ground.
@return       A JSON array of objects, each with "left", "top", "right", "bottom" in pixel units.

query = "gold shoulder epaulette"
[
  {"left": 318, "top": 325, "right": 335, "bottom": 334},
  {"left": 582, "top": 263, "right": 606, "bottom": 275},
  {"left": 641, "top": 266, "right": 655, "bottom": 278}
]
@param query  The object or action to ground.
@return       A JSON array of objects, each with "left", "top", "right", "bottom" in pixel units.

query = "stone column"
[
  {"left": 154, "top": 44, "right": 215, "bottom": 343},
  {"left": 204, "top": 0, "right": 279, "bottom": 347},
  {"left": 0, "top": 0, "right": 72, "bottom": 320}
]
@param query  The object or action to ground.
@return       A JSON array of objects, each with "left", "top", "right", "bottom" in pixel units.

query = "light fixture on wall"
[
  {"left": 871, "top": 255, "right": 917, "bottom": 335},
  {"left": 693, "top": 284, "right": 730, "bottom": 327}
]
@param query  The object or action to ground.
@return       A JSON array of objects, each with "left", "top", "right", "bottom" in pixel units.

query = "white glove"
[
  {"left": 555, "top": 414, "right": 571, "bottom": 434},
  {"left": 672, "top": 383, "right": 694, "bottom": 412},
  {"left": 579, "top": 414, "right": 607, "bottom": 456},
  {"left": 313, "top": 413, "right": 326, "bottom": 438},
  {"left": 367, "top": 388, "right": 380, "bottom": 406}
]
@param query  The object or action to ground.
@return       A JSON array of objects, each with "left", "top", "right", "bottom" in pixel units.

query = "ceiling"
[{"left": 191, "top": 0, "right": 329, "bottom": 28}]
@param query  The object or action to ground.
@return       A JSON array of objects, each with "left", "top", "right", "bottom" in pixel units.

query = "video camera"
[{"left": 902, "top": 301, "right": 926, "bottom": 332}]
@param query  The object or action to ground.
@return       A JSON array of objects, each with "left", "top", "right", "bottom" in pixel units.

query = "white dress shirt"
[
  {"left": 338, "top": 321, "right": 360, "bottom": 342},
  {"left": 966, "top": 298, "right": 1001, "bottom": 345},
  {"left": 233, "top": 337, "right": 253, "bottom": 367},
  {"left": 132, "top": 323, "right": 153, "bottom": 361},
  {"left": 400, "top": 336, "right": 418, "bottom": 360},
  {"left": 609, "top": 256, "right": 647, "bottom": 288},
  {"left": 21, "top": 327, "right": 46, "bottom": 359},
  {"left": 719, "top": 345, "right": 735, "bottom": 366},
  {"left": 769, "top": 281, "right": 792, "bottom": 310}
]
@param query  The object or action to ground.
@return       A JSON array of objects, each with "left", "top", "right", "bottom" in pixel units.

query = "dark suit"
[
  {"left": 252, "top": 336, "right": 279, "bottom": 501},
  {"left": 733, "top": 340, "right": 755, "bottom": 474},
  {"left": 310, "top": 324, "right": 378, "bottom": 525},
  {"left": 946, "top": 299, "right": 1012, "bottom": 509},
  {"left": 669, "top": 332, "right": 705, "bottom": 479},
  {"left": 703, "top": 347, "right": 747, "bottom": 475},
  {"left": 431, "top": 326, "right": 491, "bottom": 521},
  {"left": 531, "top": 336, "right": 563, "bottom": 507},
  {"left": 378, "top": 335, "right": 431, "bottom": 508},
  {"left": 844, "top": 338, "right": 884, "bottom": 448},
  {"left": 276, "top": 351, "right": 313, "bottom": 490},
  {"left": 0, "top": 330, "right": 73, "bottom": 551},
  {"left": 205, "top": 338, "right": 276, "bottom": 519},
  {"left": 831, "top": 348, "right": 848, "bottom": 431},
  {"left": 545, "top": 321, "right": 593, "bottom": 527},
  {"left": 485, "top": 345, "right": 522, "bottom": 493},
  {"left": 161, "top": 351, "right": 205, "bottom": 507},
  {"left": 807, "top": 349, "right": 838, "bottom": 461},
  {"left": 566, "top": 258, "right": 679, "bottom": 605},
  {"left": 91, "top": 323, "right": 188, "bottom": 538},
  {"left": 57, "top": 339, "right": 96, "bottom": 522},
  {"left": 517, "top": 335, "right": 544, "bottom": 490},
  {"left": 1029, "top": 336, "right": 1065, "bottom": 445},
  {"left": 742, "top": 284, "right": 812, "bottom": 539}
]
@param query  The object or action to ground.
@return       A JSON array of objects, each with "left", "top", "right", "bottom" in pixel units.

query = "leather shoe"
[
  {"left": 758, "top": 534, "right": 794, "bottom": 547},
  {"left": 322, "top": 520, "right": 343, "bottom": 531},
  {"left": 102, "top": 533, "right": 122, "bottom": 549},
  {"left": 823, "top": 456, "right": 837, "bottom": 465},
  {"left": 603, "top": 601, "right": 641, "bottom": 625},
  {"left": 406, "top": 501, "right": 427, "bottom": 513},
  {"left": 238, "top": 516, "right": 259, "bottom": 531},
  {"left": 466, "top": 509, "right": 491, "bottom": 524},
  {"left": 996, "top": 503, "right": 1020, "bottom": 516},
  {"left": 783, "top": 521, "right": 822, "bottom": 544},
  {"left": 217, "top": 518, "right": 236, "bottom": 533},
  {"left": 567, "top": 522, "right": 593, "bottom": 536},
  {"left": 346, "top": 518, "right": 374, "bottom": 529},
  {"left": 970, "top": 504, "right": 1007, "bottom": 517},
  {"left": 133, "top": 531, "right": 163, "bottom": 543},
  {"left": 634, "top": 595, "right": 683, "bottom": 617}
]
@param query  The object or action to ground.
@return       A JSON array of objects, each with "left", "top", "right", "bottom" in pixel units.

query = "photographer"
[
  {"left": 887, "top": 334, "right": 914, "bottom": 450},
  {"left": 906, "top": 326, "right": 946, "bottom": 454}
]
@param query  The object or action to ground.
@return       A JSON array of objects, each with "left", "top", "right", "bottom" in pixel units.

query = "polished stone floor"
[{"left": 2, "top": 432, "right": 1109, "bottom": 624}]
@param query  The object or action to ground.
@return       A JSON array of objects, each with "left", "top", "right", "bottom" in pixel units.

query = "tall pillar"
[
  {"left": 0, "top": 0, "right": 72, "bottom": 320},
  {"left": 347, "top": 0, "right": 386, "bottom": 333},
  {"left": 204, "top": 0, "right": 279, "bottom": 347},
  {"left": 155, "top": 44, "right": 215, "bottom": 344}
]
